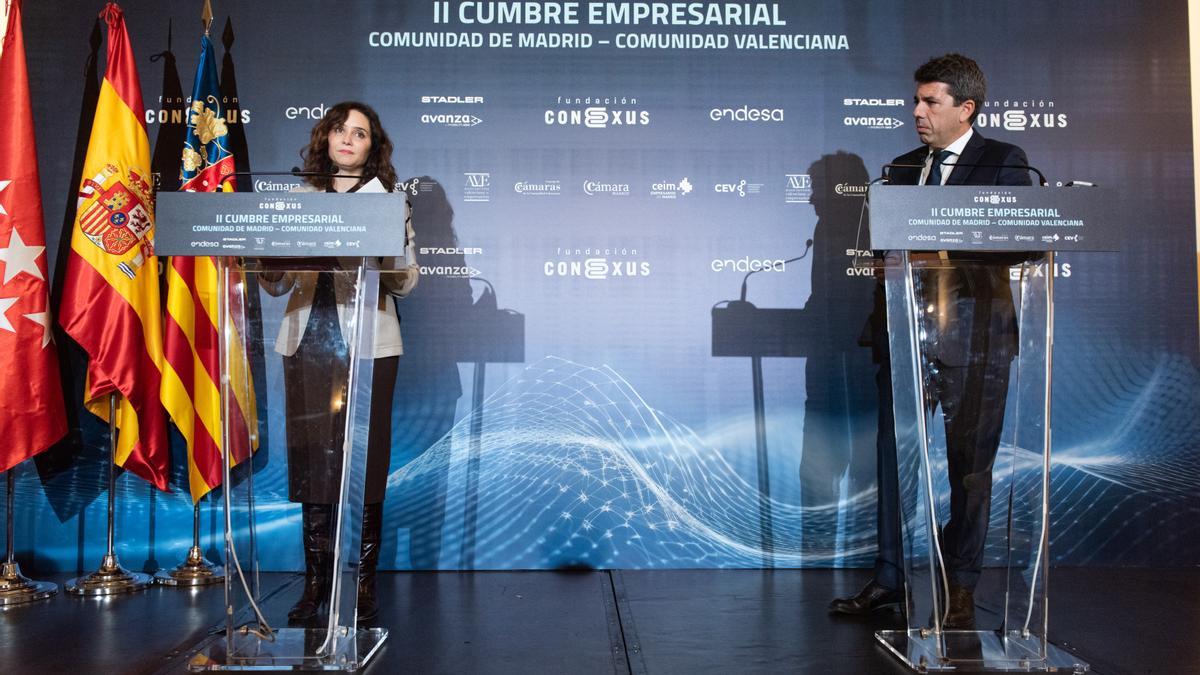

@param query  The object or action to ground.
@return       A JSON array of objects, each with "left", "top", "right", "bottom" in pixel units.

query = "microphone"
[
  {"left": 879, "top": 160, "right": 1049, "bottom": 186},
  {"left": 738, "top": 239, "right": 814, "bottom": 303}
]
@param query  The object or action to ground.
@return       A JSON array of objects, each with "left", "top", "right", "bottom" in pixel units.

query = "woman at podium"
[{"left": 262, "top": 101, "right": 418, "bottom": 626}]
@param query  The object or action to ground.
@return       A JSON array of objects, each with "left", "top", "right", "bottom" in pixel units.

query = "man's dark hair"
[{"left": 914, "top": 53, "right": 986, "bottom": 123}]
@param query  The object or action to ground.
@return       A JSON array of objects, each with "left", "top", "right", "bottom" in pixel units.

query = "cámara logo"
[
  {"left": 514, "top": 180, "right": 562, "bottom": 197},
  {"left": 583, "top": 180, "right": 631, "bottom": 196}
]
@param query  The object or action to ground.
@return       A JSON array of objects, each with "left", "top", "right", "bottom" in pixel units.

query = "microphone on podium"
[{"left": 736, "top": 238, "right": 814, "bottom": 304}]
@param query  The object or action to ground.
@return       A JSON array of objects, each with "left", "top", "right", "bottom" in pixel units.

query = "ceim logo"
[{"left": 650, "top": 177, "right": 693, "bottom": 200}]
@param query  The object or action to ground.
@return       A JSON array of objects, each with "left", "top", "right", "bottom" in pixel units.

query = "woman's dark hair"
[{"left": 300, "top": 101, "right": 398, "bottom": 192}]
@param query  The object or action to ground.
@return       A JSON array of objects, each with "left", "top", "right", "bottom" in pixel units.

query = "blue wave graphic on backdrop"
[{"left": 384, "top": 355, "right": 1200, "bottom": 569}]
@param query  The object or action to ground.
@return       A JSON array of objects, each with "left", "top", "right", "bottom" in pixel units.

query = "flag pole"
[
  {"left": 0, "top": 468, "right": 57, "bottom": 605},
  {"left": 154, "top": 498, "right": 224, "bottom": 586},
  {"left": 65, "top": 393, "right": 151, "bottom": 595}
]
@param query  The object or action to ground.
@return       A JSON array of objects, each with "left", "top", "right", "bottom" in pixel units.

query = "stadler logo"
[
  {"left": 514, "top": 180, "right": 562, "bottom": 197},
  {"left": 583, "top": 180, "right": 631, "bottom": 197},
  {"left": 711, "top": 257, "right": 787, "bottom": 273},
  {"left": 843, "top": 97, "right": 905, "bottom": 107},
  {"left": 420, "top": 96, "right": 484, "bottom": 104},
  {"left": 844, "top": 116, "right": 904, "bottom": 130},
  {"left": 715, "top": 179, "right": 763, "bottom": 197},
  {"left": 463, "top": 172, "right": 491, "bottom": 202},
  {"left": 649, "top": 177, "right": 693, "bottom": 200},
  {"left": 709, "top": 105, "right": 784, "bottom": 122},
  {"left": 544, "top": 247, "right": 651, "bottom": 280},
  {"left": 977, "top": 99, "right": 1068, "bottom": 131},
  {"left": 545, "top": 96, "right": 650, "bottom": 128},
  {"left": 785, "top": 174, "right": 812, "bottom": 203},
  {"left": 419, "top": 245, "right": 483, "bottom": 279}
]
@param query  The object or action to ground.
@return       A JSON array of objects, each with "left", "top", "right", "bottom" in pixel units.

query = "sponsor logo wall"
[{"left": 18, "top": 1, "right": 1200, "bottom": 573}]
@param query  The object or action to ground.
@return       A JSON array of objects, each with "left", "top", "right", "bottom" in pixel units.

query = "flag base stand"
[
  {"left": 65, "top": 553, "right": 152, "bottom": 596},
  {"left": 155, "top": 545, "right": 224, "bottom": 587},
  {"left": 0, "top": 561, "right": 57, "bottom": 605},
  {"left": 186, "top": 626, "right": 387, "bottom": 672}
]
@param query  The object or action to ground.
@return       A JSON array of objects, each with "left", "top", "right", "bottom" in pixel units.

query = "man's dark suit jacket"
[{"left": 869, "top": 130, "right": 1033, "bottom": 367}]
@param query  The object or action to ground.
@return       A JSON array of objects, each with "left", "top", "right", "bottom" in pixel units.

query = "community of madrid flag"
[
  {"left": 162, "top": 21, "right": 257, "bottom": 503},
  {"left": 59, "top": 3, "right": 169, "bottom": 490},
  {"left": 0, "top": 0, "right": 67, "bottom": 473}
]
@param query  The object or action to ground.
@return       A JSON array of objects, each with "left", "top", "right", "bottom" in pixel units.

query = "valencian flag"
[
  {"left": 162, "top": 7, "right": 257, "bottom": 503},
  {"left": 59, "top": 3, "right": 170, "bottom": 490},
  {"left": 0, "top": 0, "right": 68, "bottom": 473}
]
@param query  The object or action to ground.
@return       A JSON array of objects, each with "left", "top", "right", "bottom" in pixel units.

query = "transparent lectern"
[
  {"left": 156, "top": 191, "right": 410, "bottom": 671},
  {"left": 867, "top": 184, "right": 1113, "bottom": 673}
]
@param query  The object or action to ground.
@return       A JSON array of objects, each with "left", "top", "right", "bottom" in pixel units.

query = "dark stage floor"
[{"left": 0, "top": 568, "right": 1195, "bottom": 674}]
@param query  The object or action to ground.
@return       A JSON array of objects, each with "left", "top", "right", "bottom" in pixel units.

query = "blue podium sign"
[
  {"left": 154, "top": 192, "right": 408, "bottom": 257},
  {"left": 868, "top": 185, "right": 1120, "bottom": 252}
]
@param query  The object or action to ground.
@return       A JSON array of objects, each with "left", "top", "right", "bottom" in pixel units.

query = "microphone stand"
[{"left": 725, "top": 240, "right": 814, "bottom": 567}]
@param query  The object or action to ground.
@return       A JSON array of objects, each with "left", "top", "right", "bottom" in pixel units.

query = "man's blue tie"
[{"left": 926, "top": 149, "right": 954, "bottom": 186}]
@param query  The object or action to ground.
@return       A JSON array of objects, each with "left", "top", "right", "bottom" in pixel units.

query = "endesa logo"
[
  {"left": 711, "top": 257, "right": 787, "bottom": 273},
  {"left": 709, "top": 105, "right": 784, "bottom": 123},
  {"left": 284, "top": 103, "right": 328, "bottom": 120}
]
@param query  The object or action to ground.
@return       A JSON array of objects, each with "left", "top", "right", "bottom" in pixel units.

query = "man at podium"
[{"left": 830, "top": 53, "right": 1033, "bottom": 628}]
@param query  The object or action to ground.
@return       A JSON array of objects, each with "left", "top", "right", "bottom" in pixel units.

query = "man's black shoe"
[
  {"left": 829, "top": 580, "right": 903, "bottom": 615},
  {"left": 942, "top": 584, "right": 976, "bottom": 629}
]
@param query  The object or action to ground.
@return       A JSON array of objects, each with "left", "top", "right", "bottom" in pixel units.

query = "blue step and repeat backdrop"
[{"left": 11, "top": 1, "right": 1200, "bottom": 572}]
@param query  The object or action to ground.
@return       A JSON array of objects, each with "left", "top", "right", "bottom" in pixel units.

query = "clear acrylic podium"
[
  {"left": 154, "top": 191, "right": 412, "bottom": 672},
  {"left": 185, "top": 259, "right": 389, "bottom": 671},
  {"left": 866, "top": 184, "right": 1108, "bottom": 673}
]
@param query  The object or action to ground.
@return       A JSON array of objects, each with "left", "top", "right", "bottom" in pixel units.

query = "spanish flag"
[
  {"left": 162, "top": 21, "right": 257, "bottom": 503},
  {"left": 58, "top": 3, "right": 169, "bottom": 491}
]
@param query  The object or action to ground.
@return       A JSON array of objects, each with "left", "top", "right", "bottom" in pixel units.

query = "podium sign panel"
[
  {"left": 156, "top": 192, "right": 407, "bottom": 257},
  {"left": 868, "top": 185, "right": 1120, "bottom": 252},
  {"left": 166, "top": 194, "right": 410, "bottom": 671},
  {"left": 869, "top": 185, "right": 1092, "bottom": 673}
]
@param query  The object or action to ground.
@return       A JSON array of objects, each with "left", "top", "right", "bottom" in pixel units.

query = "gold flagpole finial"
[{"left": 201, "top": 0, "right": 213, "bottom": 35}]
